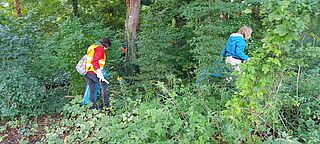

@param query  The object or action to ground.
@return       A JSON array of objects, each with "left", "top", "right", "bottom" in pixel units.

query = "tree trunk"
[
  {"left": 72, "top": 0, "right": 80, "bottom": 17},
  {"left": 14, "top": 0, "right": 22, "bottom": 17},
  {"left": 125, "top": 0, "right": 141, "bottom": 61}
]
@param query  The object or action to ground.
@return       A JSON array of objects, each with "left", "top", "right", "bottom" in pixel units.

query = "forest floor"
[{"left": 0, "top": 113, "right": 62, "bottom": 144}]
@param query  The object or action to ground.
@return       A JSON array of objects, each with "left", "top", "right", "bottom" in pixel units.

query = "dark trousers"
[{"left": 84, "top": 73, "right": 109, "bottom": 108}]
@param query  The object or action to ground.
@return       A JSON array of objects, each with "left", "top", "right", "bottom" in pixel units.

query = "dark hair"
[
  {"left": 122, "top": 43, "right": 127, "bottom": 48},
  {"left": 100, "top": 37, "right": 112, "bottom": 47}
]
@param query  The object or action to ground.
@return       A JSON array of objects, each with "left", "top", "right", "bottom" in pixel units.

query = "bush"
[
  {"left": 280, "top": 68, "right": 320, "bottom": 143},
  {"left": 0, "top": 13, "right": 70, "bottom": 118},
  {"left": 45, "top": 76, "right": 229, "bottom": 143},
  {"left": 0, "top": 67, "right": 45, "bottom": 118}
]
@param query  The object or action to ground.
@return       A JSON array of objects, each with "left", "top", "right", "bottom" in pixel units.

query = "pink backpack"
[{"left": 76, "top": 54, "right": 87, "bottom": 75}]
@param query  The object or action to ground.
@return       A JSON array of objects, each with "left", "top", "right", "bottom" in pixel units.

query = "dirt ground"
[{"left": 0, "top": 113, "right": 62, "bottom": 144}]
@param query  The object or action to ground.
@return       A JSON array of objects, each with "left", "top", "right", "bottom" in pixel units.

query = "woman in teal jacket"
[{"left": 221, "top": 26, "right": 252, "bottom": 71}]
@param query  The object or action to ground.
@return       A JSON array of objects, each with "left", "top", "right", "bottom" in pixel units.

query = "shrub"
[{"left": 45, "top": 76, "right": 228, "bottom": 143}]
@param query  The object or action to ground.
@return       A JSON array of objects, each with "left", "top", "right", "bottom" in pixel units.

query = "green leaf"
[
  {"left": 171, "top": 119, "right": 183, "bottom": 135},
  {"left": 274, "top": 25, "right": 288, "bottom": 36},
  {"left": 274, "top": 14, "right": 283, "bottom": 21},
  {"left": 154, "top": 123, "right": 164, "bottom": 136},
  {"left": 0, "top": 126, "right": 6, "bottom": 133},
  {"left": 243, "top": 8, "right": 252, "bottom": 14},
  {"left": 262, "top": 64, "right": 270, "bottom": 74},
  {"left": 274, "top": 49, "right": 282, "bottom": 56}
]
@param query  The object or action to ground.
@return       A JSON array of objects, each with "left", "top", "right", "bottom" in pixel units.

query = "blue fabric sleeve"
[{"left": 235, "top": 40, "right": 249, "bottom": 60}]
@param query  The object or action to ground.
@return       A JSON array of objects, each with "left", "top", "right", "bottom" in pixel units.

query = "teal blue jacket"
[{"left": 220, "top": 33, "right": 249, "bottom": 60}]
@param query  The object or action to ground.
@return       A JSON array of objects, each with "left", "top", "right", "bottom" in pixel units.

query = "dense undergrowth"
[{"left": 0, "top": 0, "right": 319, "bottom": 143}]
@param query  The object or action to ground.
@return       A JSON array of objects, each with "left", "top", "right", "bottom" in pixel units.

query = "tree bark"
[
  {"left": 125, "top": 0, "right": 141, "bottom": 61},
  {"left": 72, "top": 0, "right": 80, "bottom": 17},
  {"left": 14, "top": 0, "right": 22, "bottom": 17}
]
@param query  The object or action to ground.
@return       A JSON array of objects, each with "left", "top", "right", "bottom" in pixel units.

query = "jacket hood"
[
  {"left": 230, "top": 33, "right": 244, "bottom": 38},
  {"left": 229, "top": 33, "right": 244, "bottom": 42}
]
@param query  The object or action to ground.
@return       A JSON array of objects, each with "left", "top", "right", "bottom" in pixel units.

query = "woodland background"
[{"left": 0, "top": 0, "right": 319, "bottom": 143}]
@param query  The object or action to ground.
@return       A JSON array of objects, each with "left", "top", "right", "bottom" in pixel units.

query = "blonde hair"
[{"left": 238, "top": 26, "right": 252, "bottom": 40}]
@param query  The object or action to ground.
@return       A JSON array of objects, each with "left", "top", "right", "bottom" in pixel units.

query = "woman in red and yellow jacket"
[{"left": 84, "top": 37, "right": 111, "bottom": 110}]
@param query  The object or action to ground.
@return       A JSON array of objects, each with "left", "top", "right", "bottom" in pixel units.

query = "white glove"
[
  {"left": 96, "top": 69, "right": 109, "bottom": 84},
  {"left": 246, "top": 57, "right": 250, "bottom": 62}
]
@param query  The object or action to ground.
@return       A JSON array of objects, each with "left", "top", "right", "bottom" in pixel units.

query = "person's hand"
[
  {"left": 246, "top": 57, "right": 250, "bottom": 62},
  {"left": 101, "top": 78, "right": 109, "bottom": 84},
  {"left": 96, "top": 69, "right": 109, "bottom": 84}
]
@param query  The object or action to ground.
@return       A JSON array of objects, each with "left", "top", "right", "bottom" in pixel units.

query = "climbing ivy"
[{"left": 223, "top": 0, "right": 319, "bottom": 142}]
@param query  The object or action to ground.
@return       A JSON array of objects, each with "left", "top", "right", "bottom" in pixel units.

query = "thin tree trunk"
[
  {"left": 251, "top": 5, "right": 260, "bottom": 20},
  {"left": 14, "top": 0, "right": 22, "bottom": 17},
  {"left": 125, "top": 0, "right": 141, "bottom": 61},
  {"left": 72, "top": 0, "right": 80, "bottom": 17}
]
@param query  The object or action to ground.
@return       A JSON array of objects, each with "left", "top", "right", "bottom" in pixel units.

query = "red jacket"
[{"left": 88, "top": 45, "right": 106, "bottom": 74}]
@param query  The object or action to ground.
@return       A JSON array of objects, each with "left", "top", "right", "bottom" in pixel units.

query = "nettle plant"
[{"left": 222, "top": 1, "right": 317, "bottom": 142}]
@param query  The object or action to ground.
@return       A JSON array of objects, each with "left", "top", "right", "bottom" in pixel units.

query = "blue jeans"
[{"left": 84, "top": 73, "right": 109, "bottom": 108}]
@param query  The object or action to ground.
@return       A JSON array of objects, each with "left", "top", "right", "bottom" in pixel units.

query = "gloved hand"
[
  {"left": 245, "top": 57, "right": 250, "bottom": 62},
  {"left": 96, "top": 68, "right": 109, "bottom": 84}
]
